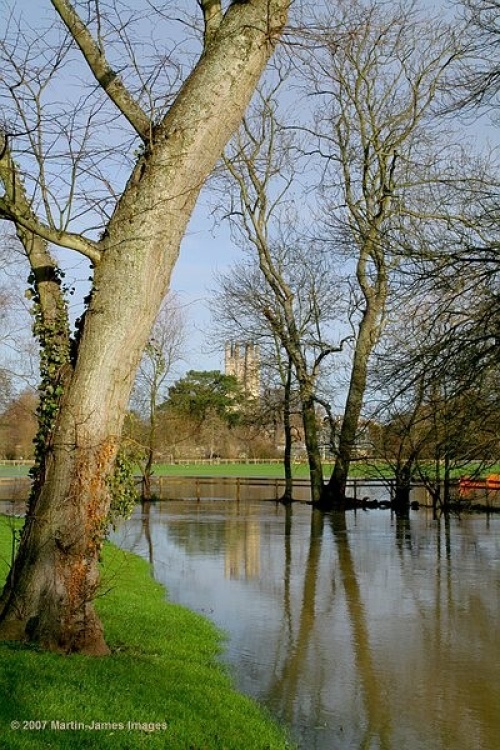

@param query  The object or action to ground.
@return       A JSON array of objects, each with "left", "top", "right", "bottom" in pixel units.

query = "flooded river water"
[{"left": 113, "top": 499, "right": 499, "bottom": 750}]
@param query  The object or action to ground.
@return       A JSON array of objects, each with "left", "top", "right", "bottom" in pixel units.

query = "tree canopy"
[{"left": 167, "top": 370, "right": 244, "bottom": 427}]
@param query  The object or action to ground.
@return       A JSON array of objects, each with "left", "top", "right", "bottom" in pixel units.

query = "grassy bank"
[{"left": 0, "top": 518, "right": 293, "bottom": 750}]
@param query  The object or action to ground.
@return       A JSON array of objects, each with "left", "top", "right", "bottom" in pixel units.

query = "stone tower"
[{"left": 225, "top": 341, "right": 260, "bottom": 401}]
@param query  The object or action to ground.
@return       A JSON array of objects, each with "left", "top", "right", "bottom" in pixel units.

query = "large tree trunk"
[
  {"left": 393, "top": 461, "right": 412, "bottom": 517},
  {"left": 0, "top": 1, "right": 289, "bottom": 653},
  {"left": 319, "top": 224, "right": 389, "bottom": 513},
  {"left": 301, "top": 392, "right": 324, "bottom": 505},
  {"left": 319, "top": 294, "right": 382, "bottom": 511},
  {"left": 0, "top": 427, "right": 118, "bottom": 654},
  {"left": 281, "top": 359, "right": 293, "bottom": 504}
]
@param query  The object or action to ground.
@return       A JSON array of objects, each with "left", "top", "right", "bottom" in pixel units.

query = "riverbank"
[{"left": 0, "top": 518, "right": 293, "bottom": 749}]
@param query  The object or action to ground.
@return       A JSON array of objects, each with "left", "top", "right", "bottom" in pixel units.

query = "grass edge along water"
[{"left": 0, "top": 516, "right": 294, "bottom": 750}]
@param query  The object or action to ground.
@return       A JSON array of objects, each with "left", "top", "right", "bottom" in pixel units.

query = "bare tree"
[
  {"left": 129, "top": 292, "right": 186, "bottom": 501},
  {"left": 213, "top": 260, "right": 306, "bottom": 502},
  {"left": 219, "top": 82, "right": 348, "bottom": 505},
  {"left": 0, "top": 0, "right": 290, "bottom": 654},
  {"left": 371, "top": 272, "right": 500, "bottom": 513},
  {"left": 453, "top": 0, "right": 500, "bottom": 109},
  {"left": 303, "top": 0, "right": 464, "bottom": 508}
]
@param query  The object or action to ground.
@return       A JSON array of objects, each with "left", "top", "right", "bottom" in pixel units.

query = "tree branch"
[
  {"left": 198, "top": 0, "right": 223, "bottom": 48},
  {"left": 0, "top": 138, "right": 102, "bottom": 264},
  {"left": 0, "top": 198, "right": 101, "bottom": 264},
  {"left": 312, "top": 336, "right": 353, "bottom": 379},
  {"left": 50, "top": 0, "right": 152, "bottom": 141}
]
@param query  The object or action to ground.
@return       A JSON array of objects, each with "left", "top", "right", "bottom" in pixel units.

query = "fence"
[{"left": 1, "top": 473, "right": 498, "bottom": 508}]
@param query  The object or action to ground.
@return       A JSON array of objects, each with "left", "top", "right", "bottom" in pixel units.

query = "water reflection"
[
  {"left": 267, "top": 510, "right": 325, "bottom": 738},
  {"left": 113, "top": 501, "right": 500, "bottom": 750},
  {"left": 330, "top": 512, "right": 392, "bottom": 750}
]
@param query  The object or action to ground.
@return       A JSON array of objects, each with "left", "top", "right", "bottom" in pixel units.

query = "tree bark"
[
  {"left": 142, "top": 392, "right": 157, "bottom": 503},
  {"left": 319, "top": 290, "right": 383, "bottom": 511},
  {"left": 393, "top": 462, "right": 412, "bottom": 517},
  {"left": 142, "top": 449, "right": 154, "bottom": 503},
  {"left": 0, "top": 0, "right": 290, "bottom": 653},
  {"left": 301, "top": 392, "right": 324, "bottom": 505},
  {"left": 317, "top": 268, "right": 387, "bottom": 510},
  {"left": 280, "top": 359, "right": 293, "bottom": 504}
]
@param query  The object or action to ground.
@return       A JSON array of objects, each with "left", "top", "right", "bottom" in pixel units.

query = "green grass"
[
  {"left": 0, "top": 517, "right": 293, "bottom": 750},
  {"left": 150, "top": 460, "right": 500, "bottom": 480},
  {"left": 2, "top": 459, "right": 499, "bottom": 482},
  {"left": 152, "top": 462, "right": 316, "bottom": 478}
]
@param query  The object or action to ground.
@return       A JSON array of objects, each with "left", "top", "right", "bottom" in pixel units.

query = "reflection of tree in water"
[
  {"left": 395, "top": 514, "right": 413, "bottom": 554},
  {"left": 268, "top": 509, "right": 391, "bottom": 750},
  {"left": 141, "top": 500, "right": 154, "bottom": 565},
  {"left": 282, "top": 503, "right": 293, "bottom": 642},
  {"left": 330, "top": 512, "right": 392, "bottom": 750},
  {"left": 396, "top": 512, "right": 499, "bottom": 750},
  {"left": 268, "top": 509, "right": 325, "bottom": 727}
]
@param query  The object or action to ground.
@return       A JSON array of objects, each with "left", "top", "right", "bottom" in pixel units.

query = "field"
[{"left": 1, "top": 459, "right": 499, "bottom": 481}]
